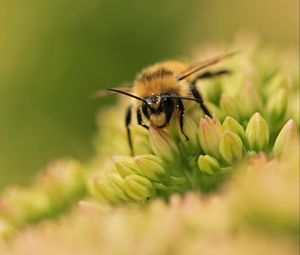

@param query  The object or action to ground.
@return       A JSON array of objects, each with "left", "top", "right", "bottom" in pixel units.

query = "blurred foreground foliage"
[{"left": 0, "top": 149, "right": 299, "bottom": 254}]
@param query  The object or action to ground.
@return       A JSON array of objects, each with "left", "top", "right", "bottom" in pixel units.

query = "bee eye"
[
  {"left": 161, "top": 97, "right": 171, "bottom": 106},
  {"left": 142, "top": 102, "right": 150, "bottom": 119}
]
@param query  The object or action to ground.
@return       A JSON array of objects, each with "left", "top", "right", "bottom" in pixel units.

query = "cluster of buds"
[
  {"left": 0, "top": 46, "right": 298, "bottom": 239},
  {"left": 0, "top": 160, "right": 86, "bottom": 239},
  {"left": 88, "top": 47, "right": 299, "bottom": 205},
  {"left": 88, "top": 154, "right": 187, "bottom": 204},
  {"left": 90, "top": 43, "right": 300, "bottom": 203},
  {"left": 89, "top": 111, "right": 298, "bottom": 204}
]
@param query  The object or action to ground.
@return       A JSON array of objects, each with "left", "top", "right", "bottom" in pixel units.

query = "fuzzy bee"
[{"left": 95, "top": 52, "right": 236, "bottom": 155}]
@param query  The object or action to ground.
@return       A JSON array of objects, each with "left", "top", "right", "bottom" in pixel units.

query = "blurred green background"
[{"left": 0, "top": 0, "right": 298, "bottom": 188}]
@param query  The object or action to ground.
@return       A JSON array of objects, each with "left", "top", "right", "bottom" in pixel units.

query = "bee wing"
[{"left": 177, "top": 51, "right": 238, "bottom": 81}]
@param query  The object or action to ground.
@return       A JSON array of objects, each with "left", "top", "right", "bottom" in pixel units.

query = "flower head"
[{"left": 0, "top": 42, "right": 299, "bottom": 242}]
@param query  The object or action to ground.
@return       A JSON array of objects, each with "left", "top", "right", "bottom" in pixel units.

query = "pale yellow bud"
[
  {"left": 149, "top": 125, "right": 179, "bottom": 162},
  {"left": 198, "top": 155, "right": 221, "bottom": 175},
  {"left": 199, "top": 116, "right": 223, "bottom": 158},
  {"left": 273, "top": 119, "right": 298, "bottom": 157},
  {"left": 124, "top": 175, "right": 156, "bottom": 201},
  {"left": 246, "top": 112, "right": 269, "bottom": 151},
  {"left": 219, "top": 131, "right": 244, "bottom": 163},
  {"left": 134, "top": 154, "right": 167, "bottom": 182}
]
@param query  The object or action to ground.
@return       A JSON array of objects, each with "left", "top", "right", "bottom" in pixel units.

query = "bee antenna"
[
  {"left": 107, "top": 88, "right": 145, "bottom": 102},
  {"left": 164, "top": 95, "right": 205, "bottom": 103}
]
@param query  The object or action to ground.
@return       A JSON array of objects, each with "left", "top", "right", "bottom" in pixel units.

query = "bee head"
[{"left": 142, "top": 94, "right": 174, "bottom": 128}]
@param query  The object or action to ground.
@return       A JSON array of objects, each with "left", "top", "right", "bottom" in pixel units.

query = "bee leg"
[
  {"left": 195, "top": 69, "right": 231, "bottom": 80},
  {"left": 190, "top": 69, "right": 230, "bottom": 117},
  {"left": 190, "top": 82, "right": 212, "bottom": 117},
  {"left": 137, "top": 107, "right": 149, "bottom": 129},
  {"left": 125, "top": 105, "right": 134, "bottom": 156},
  {"left": 176, "top": 99, "right": 189, "bottom": 141}
]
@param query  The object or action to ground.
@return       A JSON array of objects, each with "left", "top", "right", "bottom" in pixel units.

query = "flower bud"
[
  {"left": 134, "top": 154, "right": 167, "bottom": 182},
  {"left": 219, "top": 131, "right": 243, "bottom": 163},
  {"left": 198, "top": 155, "right": 221, "bottom": 175},
  {"left": 149, "top": 125, "right": 179, "bottom": 162},
  {"left": 266, "top": 88, "right": 287, "bottom": 122},
  {"left": 131, "top": 125, "right": 152, "bottom": 154},
  {"left": 90, "top": 177, "right": 119, "bottom": 204},
  {"left": 199, "top": 116, "right": 223, "bottom": 158},
  {"left": 238, "top": 80, "right": 263, "bottom": 119},
  {"left": 175, "top": 115, "right": 199, "bottom": 147},
  {"left": 0, "top": 187, "right": 50, "bottom": 226},
  {"left": 222, "top": 116, "right": 246, "bottom": 143},
  {"left": 113, "top": 156, "right": 141, "bottom": 178},
  {"left": 273, "top": 119, "right": 298, "bottom": 157},
  {"left": 199, "top": 79, "right": 222, "bottom": 104},
  {"left": 220, "top": 93, "right": 241, "bottom": 120},
  {"left": 246, "top": 112, "right": 269, "bottom": 151},
  {"left": 264, "top": 74, "right": 286, "bottom": 98},
  {"left": 107, "top": 173, "right": 131, "bottom": 201},
  {"left": 124, "top": 175, "right": 156, "bottom": 201},
  {"left": 37, "top": 160, "right": 85, "bottom": 209},
  {"left": 247, "top": 150, "right": 258, "bottom": 158},
  {"left": 205, "top": 102, "right": 225, "bottom": 121}
]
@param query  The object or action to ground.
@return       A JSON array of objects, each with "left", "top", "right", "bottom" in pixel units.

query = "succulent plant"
[
  {"left": 88, "top": 46, "right": 299, "bottom": 204},
  {"left": 0, "top": 41, "right": 298, "bottom": 255}
]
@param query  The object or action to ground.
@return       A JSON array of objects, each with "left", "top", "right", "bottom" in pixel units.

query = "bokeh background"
[{"left": 0, "top": 0, "right": 298, "bottom": 188}]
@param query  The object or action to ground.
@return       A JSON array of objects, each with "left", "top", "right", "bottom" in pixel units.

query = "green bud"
[
  {"left": 0, "top": 187, "right": 51, "bottom": 226},
  {"left": 149, "top": 125, "right": 179, "bottom": 162},
  {"left": 219, "top": 131, "right": 243, "bottom": 164},
  {"left": 222, "top": 116, "right": 246, "bottom": 143},
  {"left": 205, "top": 102, "right": 225, "bottom": 121},
  {"left": 134, "top": 154, "right": 167, "bottom": 182},
  {"left": 238, "top": 80, "right": 263, "bottom": 119},
  {"left": 107, "top": 173, "right": 131, "bottom": 201},
  {"left": 37, "top": 160, "right": 85, "bottom": 209},
  {"left": 246, "top": 112, "right": 269, "bottom": 151},
  {"left": 273, "top": 119, "right": 298, "bottom": 157},
  {"left": 90, "top": 177, "right": 119, "bottom": 204},
  {"left": 264, "top": 74, "right": 287, "bottom": 98},
  {"left": 175, "top": 115, "right": 199, "bottom": 148},
  {"left": 220, "top": 93, "right": 241, "bottom": 120},
  {"left": 60, "top": 160, "right": 85, "bottom": 199},
  {"left": 288, "top": 94, "right": 300, "bottom": 127},
  {"left": 247, "top": 150, "right": 258, "bottom": 158},
  {"left": 113, "top": 156, "right": 141, "bottom": 178},
  {"left": 266, "top": 88, "right": 287, "bottom": 122},
  {"left": 124, "top": 175, "right": 156, "bottom": 201},
  {"left": 199, "top": 116, "right": 223, "bottom": 158},
  {"left": 199, "top": 79, "right": 222, "bottom": 104},
  {"left": 131, "top": 125, "right": 152, "bottom": 155},
  {"left": 198, "top": 155, "right": 221, "bottom": 175}
]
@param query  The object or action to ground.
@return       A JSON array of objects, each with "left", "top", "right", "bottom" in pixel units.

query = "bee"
[{"left": 95, "top": 52, "right": 236, "bottom": 155}]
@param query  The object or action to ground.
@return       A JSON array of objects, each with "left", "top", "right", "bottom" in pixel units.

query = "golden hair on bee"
[{"left": 95, "top": 52, "right": 237, "bottom": 155}]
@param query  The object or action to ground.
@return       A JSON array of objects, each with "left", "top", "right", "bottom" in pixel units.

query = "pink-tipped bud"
[{"left": 199, "top": 115, "right": 223, "bottom": 158}]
